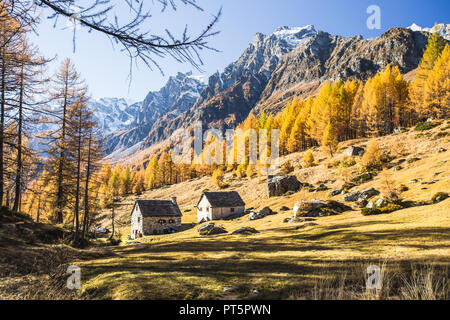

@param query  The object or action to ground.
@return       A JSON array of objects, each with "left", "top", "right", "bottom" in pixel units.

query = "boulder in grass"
[
  {"left": 331, "top": 189, "right": 344, "bottom": 197},
  {"left": 248, "top": 212, "right": 265, "bottom": 221},
  {"left": 346, "top": 146, "right": 365, "bottom": 156},
  {"left": 231, "top": 227, "right": 259, "bottom": 235},
  {"left": 267, "top": 175, "right": 302, "bottom": 197},
  {"left": 279, "top": 206, "right": 290, "bottom": 211},
  {"left": 198, "top": 222, "right": 215, "bottom": 235},
  {"left": 207, "top": 226, "right": 228, "bottom": 235},
  {"left": 293, "top": 199, "right": 350, "bottom": 218},
  {"left": 344, "top": 187, "right": 380, "bottom": 202}
]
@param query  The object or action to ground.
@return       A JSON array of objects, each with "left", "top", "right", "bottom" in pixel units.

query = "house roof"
[
  {"left": 197, "top": 191, "right": 245, "bottom": 208},
  {"left": 132, "top": 200, "right": 182, "bottom": 217}
]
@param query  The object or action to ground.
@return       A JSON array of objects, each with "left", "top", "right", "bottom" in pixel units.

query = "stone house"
[
  {"left": 196, "top": 191, "right": 245, "bottom": 222},
  {"left": 130, "top": 197, "right": 182, "bottom": 239}
]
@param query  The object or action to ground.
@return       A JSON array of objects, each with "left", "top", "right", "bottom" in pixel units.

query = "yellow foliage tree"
[
  {"left": 424, "top": 44, "right": 450, "bottom": 119},
  {"left": 322, "top": 122, "right": 338, "bottom": 156},
  {"left": 361, "top": 139, "right": 382, "bottom": 170},
  {"left": 303, "top": 149, "right": 315, "bottom": 168}
]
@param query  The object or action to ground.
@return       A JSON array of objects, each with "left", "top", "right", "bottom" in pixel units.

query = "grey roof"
[
  {"left": 133, "top": 200, "right": 182, "bottom": 217},
  {"left": 198, "top": 191, "right": 245, "bottom": 208}
]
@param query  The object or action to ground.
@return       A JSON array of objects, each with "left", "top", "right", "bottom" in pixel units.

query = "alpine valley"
[{"left": 94, "top": 23, "right": 449, "bottom": 163}]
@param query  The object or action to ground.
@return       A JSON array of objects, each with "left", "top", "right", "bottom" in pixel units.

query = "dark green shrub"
[
  {"left": 414, "top": 122, "right": 439, "bottom": 131},
  {"left": 407, "top": 157, "right": 420, "bottom": 164},
  {"left": 380, "top": 204, "right": 404, "bottom": 213},
  {"left": 353, "top": 172, "right": 373, "bottom": 183},
  {"left": 361, "top": 208, "right": 382, "bottom": 216},
  {"left": 398, "top": 184, "right": 409, "bottom": 192}
]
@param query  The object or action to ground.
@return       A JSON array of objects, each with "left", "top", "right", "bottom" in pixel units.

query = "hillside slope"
[{"left": 78, "top": 121, "right": 450, "bottom": 300}]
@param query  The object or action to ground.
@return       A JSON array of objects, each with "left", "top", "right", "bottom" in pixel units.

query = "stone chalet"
[
  {"left": 130, "top": 197, "right": 182, "bottom": 239},
  {"left": 196, "top": 191, "right": 245, "bottom": 223}
]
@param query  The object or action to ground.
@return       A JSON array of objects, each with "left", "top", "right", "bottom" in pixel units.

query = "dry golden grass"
[
  {"left": 3, "top": 122, "right": 448, "bottom": 300},
  {"left": 78, "top": 123, "right": 450, "bottom": 300}
]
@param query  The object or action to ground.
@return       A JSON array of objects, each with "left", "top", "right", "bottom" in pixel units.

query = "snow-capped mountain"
[
  {"left": 98, "top": 23, "right": 446, "bottom": 161},
  {"left": 90, "top": 98, "right": 140, "bottom": 135},
  {"left": 272, "top": 25, "right": 317, "bottom": 47},
  {"left": 408, "top": 23, "right": 450, "bottom": 40},
  {"left": 103, "top": 71, "right": 206, "bottom": 155}
]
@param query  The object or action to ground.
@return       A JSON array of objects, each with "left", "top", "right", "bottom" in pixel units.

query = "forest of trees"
[
  {"left": 0, "top": 5, "right": 102, "bottom": 245},
  {"left": 94, "top": 28, "right": 448, "bottom": 197},
  {"left": 1, "top": 0, "right": 448, "bottom": 246},
  {"left": 0, "top": 0, "right": 220, "bottom": 245}
]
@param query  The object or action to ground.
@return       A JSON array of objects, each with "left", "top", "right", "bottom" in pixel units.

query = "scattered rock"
[
  {"left": 231, "top": 227, "right": 259, "bottom": 235},
  {"left": 222, "top": 286, "right": 239, "bottom": 293},
  {"left": 409, "top": 179, "right": 419, "bottom": 183},
  {"left": 259, "top": 206, "right": 273, "bottom": 216},
  {"left": 344, "top": 187, "right": 380, "bottom": 202},
  {"left": 432, "top": 192, "right": 449, "bottom": 203},
  {"left": 375, "top": 198, "right": 388, "bottom": 208},
  {"left": 247, "top": 212, "right": 264, "bottom": 221},
  {"left": 198, "top": 222, "right": 215, "bottom": 235},
  {"left": 331, "top": 189, "right": 344, "bottom": 197},
  {"left": 279, "top": 206, "right": 290, "bottom": 211},
  {"left": 293, "top": 199, "right": 351, "bottom": 217},
  {"left": 355, "top": 199, "right": 368, "bottom": 208},
  {"left": 346, "top": 146, "right": 365, "bottom": 156},
  {"left": 438, "top": 148, "right": 447, "bottom": 153},
  {"left": 248, "top": 207, "right": 275, "bottom": 221},
  {"left": 207, "top": 226, "right": 228, "bottom": 235},
  {"left": 267, "top": 175, "right": 302, "bottom": 197},
  {"left": 93, "top": 227, "right": 110, "bottom": 234},
  {"left": 252, "top": 288, "right": 259, "bottom": 295}
]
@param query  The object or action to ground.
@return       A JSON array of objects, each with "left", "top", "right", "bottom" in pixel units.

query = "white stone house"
[
  {"left": 196, "top": 191, "right": 245, "bottom": 223},
  {"left": 130, "top": 197, "right": 182, "bottom": 239}
]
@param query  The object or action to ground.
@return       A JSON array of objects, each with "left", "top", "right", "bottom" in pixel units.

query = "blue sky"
[{"left": 31, "top": 0, "right": 450, "bottom": 101}]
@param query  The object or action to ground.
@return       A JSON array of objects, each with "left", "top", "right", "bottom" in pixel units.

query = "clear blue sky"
[{"left": 31, "top": 0, "right": 450, "bottom": 101}]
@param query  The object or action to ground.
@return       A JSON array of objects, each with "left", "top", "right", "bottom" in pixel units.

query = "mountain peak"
[
  {"left": 271, "top": 25, "right": 317, "bottom": 47},
  {"left": 407, "top": 23, "right": 450, "bottom": 40}
]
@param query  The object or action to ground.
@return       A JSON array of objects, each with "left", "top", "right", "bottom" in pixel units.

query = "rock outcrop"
[
  {"left": 293, "top": 200, "right": 351, "bottom": 217},
  {"left": 344, "top": 188, "right": 380, "bottom": 202},
  {"left": 267, "top": 175, "right": 302, "bottom": 197}
]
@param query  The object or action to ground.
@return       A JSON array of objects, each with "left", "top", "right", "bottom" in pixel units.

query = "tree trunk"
[
  {"left": 73, "top": 116, "right": 82, "bottom": 245},
  {"left": 36, "top": 194, "right": 41, "bottom": 223},
  {"left": 82, "top": 130, "right": 92, "bottom": 240},
  {"left": 0, "top": 50, "right": 5, "bottom": 207},
  {"left": 12, "top": 63, "right": 24, "bottom": 212},
  {"left": 55, "top": 77, "right": 69, "bottom": 223},
  {"left": 109, "top": 205, "right": 115, "bottom": 240}
]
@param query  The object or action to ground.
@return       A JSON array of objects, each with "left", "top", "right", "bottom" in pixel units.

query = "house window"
[
  {"left": 158, "top": 219, "right": 166, "bottom": 224},
  {"left": 199, "top": 207, "right": 202, "bottom": 212},
  {"left": 231, "top": 208, "right": 235, "bottom": 212},
  {"left": 138, "top": 217, "right": 141, "bottom": 223},
  {"left": 169, "top": 219, "right": 175, "bottom": 224}
]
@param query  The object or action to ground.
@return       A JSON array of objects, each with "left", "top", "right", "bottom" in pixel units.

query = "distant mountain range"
[{"left": 88, "top": 23, "right": 449, "bottom": 162}]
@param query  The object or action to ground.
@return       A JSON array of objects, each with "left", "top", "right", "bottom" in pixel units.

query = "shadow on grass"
[{"left": 77, "top": 217, "right": 450, "bottom": 299}]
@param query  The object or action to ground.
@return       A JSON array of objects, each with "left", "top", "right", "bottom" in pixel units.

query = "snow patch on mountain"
[
  {"left": 408, "top": 23, "right": 450, "bottom": 40},
  {"left": 90, "top": 98, "right": 141, "bottom": 135},
  {"left": 272, "top": 25, "right": 317, "bottom": 47}
]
